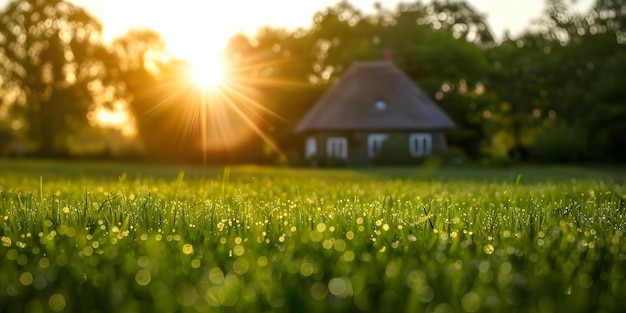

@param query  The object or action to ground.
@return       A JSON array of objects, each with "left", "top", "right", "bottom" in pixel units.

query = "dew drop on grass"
[
  {"left": 82, "top": 246, "right": 93, "bottom": 257},
  {"left": 309, "top": 230, "right": 323, "bottom": 243},
  {"left": 299, "top": 262, "right": 315, "bottom": 277},
  {"left": 385, "top": 261, "right": 400, "bottom": 279},
  {"left": 417, "top": 286, "right": 435, "bottom": 303},
  {"left": 233, "top": 245, "right": 245, "bottom": 256},
  {"left": 461, "top": 292, "right": 481, "bottom": 312},
  {"left": 478, "top": 261, "right": 490, "bottom": 273},
  {"left": 322, "top": 239, "right": 333, "bottom": 250},
  {"left": 16, "top": 254, "right": 28, "bottom": 266},
  {"left": 233, "top": 258, "right": 249, "bottom": 274},
  {"left": 182, "top": 244, "right": 194, "bottom": 255},
  {"left": 334, "top": 239, "right": 346, "bottom": 252},
  {"left": 579, "top": 273, "right": 593, "bottom": 288},
  {"left": 7, "top": 249, "right": 19, "bottom": 261},
  {"left": 6, "top": 283, "right": 20, "bottom": 296},
  {"left": 310, "top": 282, "right": 328, "bottom": 300},
  {"left": 191, "top": 259, "right": 201, "bottom": 269},
  {"left": 19, "top": 272, "right": 33, "bottom": 286},
  {"left": 328, "top": 277, "right": 353, "bottom": 298},
  {"left": 346, "top": 231, "right": 355, "bottom": 240},
  {"left": 434, "top": 303, "right": 454, "bottom": 313},
  {"left": 209, "top": 268, "right": 225, "bottom": 285},
  {"left": 406, "top": 270, "right": 426, "bottom": 289},
  {"left": 205, "top": 286, "right": 225, "bottom": 307},
  {"left": 342, "top": 250, "right": 355, "bottom": 262},
  {"left": 257, "top": 256, "right": 268, "bottom": 267},
  {"left": 38, "top": 257, "right": 50, "bottom": 269},
  {"left": 135, "top": 269, "right": 151, "bottom": 286},
  {"left": 137, "top": 256, "right": 149, "bottom": 267},
  {"left": 484, "top": 244, "right": 495, "bottom": 255},
  {"left": 316, "top": 223, "right": 327, "bottom": 232},
  {"left": 48, "top": 294, "right": 66, "bottom": 312},
  {"left": 500, "top": 262, "right": 512, "bottom": 274}
]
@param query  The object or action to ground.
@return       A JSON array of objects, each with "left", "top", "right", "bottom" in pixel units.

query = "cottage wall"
[{"left": 306, "top": 131, "right": 448, "bottom": 167}]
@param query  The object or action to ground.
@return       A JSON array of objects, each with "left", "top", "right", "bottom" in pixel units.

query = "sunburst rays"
[{"left": 135, "top": 56, "right": 308, "bottom": 163}]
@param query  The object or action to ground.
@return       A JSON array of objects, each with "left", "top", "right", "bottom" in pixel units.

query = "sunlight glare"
[
  {"left": 92, "top": 102, "right": 135, "bottom": 136},
  {"left": 189, "top": 56, "right": 226, "bottom": 89}
]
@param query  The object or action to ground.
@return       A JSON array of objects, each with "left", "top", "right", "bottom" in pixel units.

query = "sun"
[{"left": 188, "top": 56, "right": 226, "bottom": 89}]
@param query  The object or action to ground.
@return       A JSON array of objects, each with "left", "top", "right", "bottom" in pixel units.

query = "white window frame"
[
  {"left": 368, "top": 134, "right": 389, "bottom": 158},
  {"left": 409, "top": 133, "right": 432, "bottom": 157},
  {"left": 326, "top": 137, "right": 348, "bottom": 160},
  {"left": 305, "top": 136, "right": 317, "bottom": 159}
]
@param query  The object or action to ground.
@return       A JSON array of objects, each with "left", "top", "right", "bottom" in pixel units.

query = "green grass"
[{"left": 1, "top": 160, "right": 625, "bottom": 312}]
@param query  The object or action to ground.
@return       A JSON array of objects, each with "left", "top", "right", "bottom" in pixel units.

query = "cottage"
[{"left": 294, "top": 56, "right": 454, "bottom": 166}]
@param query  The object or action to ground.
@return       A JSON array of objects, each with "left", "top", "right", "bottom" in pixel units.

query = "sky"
[{"left": 1, "top": 0, "right": 595, "bottom": 65}]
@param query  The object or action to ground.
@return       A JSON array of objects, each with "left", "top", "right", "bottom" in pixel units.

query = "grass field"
[{"left": 1, "top": 159, "right": 625, "bottom": 312}]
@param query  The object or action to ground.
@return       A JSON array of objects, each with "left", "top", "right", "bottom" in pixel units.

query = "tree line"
[{"left": 0, "top": 0, "right": 624, "bottom": 164}]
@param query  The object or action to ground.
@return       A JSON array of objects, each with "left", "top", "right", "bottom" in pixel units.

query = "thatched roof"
[{"left": 294, "top": 60, "right": 455, "bottom": 133}]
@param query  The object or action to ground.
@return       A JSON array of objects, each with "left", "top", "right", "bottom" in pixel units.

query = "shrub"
[{"left": 531, "top": 126, "right": 588, "bottom": 163}]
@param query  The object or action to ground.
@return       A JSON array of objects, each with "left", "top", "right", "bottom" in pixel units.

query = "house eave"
[{"left": 295, "top": 126, "right": 455, "bottom": 134}]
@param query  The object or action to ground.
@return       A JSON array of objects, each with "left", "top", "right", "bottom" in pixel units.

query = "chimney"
[{"left": 383, "top": 48, "right": 393, "bottom": 62}]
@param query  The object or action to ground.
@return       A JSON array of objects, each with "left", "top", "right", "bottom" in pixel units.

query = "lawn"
[{"left": 1, "top": 159, "right": 625, "bottom": 312}]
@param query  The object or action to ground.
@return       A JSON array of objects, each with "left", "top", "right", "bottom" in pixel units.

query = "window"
[
  {"left": 409, "top": 133, "right": 432, "bottom": 157},
  {"left": 305, "top": 137, "right": 317, "bottom": 159},
  {"left": 327, "top": 137, "right": 348, "bottom": 160},
  {"left": 368, "top": 134, "right": 388, "bottom": 158}
]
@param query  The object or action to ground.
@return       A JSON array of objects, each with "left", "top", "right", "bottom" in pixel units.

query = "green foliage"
[
  {"left": 1, "top": 0, "right": 625, "bottom": 163},
  {"left": 531, "top": 126, "right": 589, "bottom": 163},
  {"left": 0, "top": 162, "right": 625, "bottom": 312},
  {"left": 0, "top": 0, "right": 111, "bottom": 156},
  {"left": 217, "top": 1, "right": 496, "bottom": 162},
  {"left": 108, "top": 30, "right": 191, "bottom": 160}
]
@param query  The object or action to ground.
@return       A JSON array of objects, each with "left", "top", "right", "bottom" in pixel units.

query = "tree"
[
  {"left": 220, "top": 28, "right": 327, "bottom": 160},
  {"left": 483, "top": 32, "right": 563, "bottom": 161},
  {"left": 376, "top": 1, "right": 494, "bottom": 158},
  {"left": 107, "top": 29, "right": 170, "bottom": 157},
  {"left": 217, "top": 1, "right": 495, "bottom": 161},
  {"left": 531, "top": 0, "right": 626, "bottom": 162},
  {"left": 0, "top": 0, "right": 110, "bottom": 155}
]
